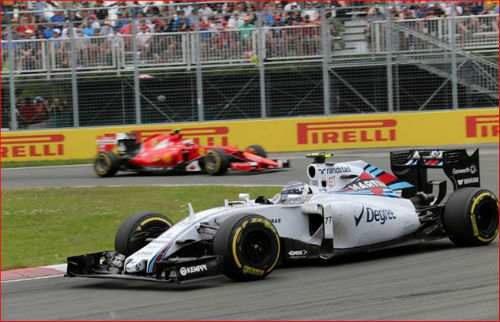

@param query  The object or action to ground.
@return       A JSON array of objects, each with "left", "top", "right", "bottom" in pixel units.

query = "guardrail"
[
  {"left": 3, "top": 14, "right": 498, "bottom": 76},
  {"left": 371, "top": 14, "right": 499, "bottom": 53}
]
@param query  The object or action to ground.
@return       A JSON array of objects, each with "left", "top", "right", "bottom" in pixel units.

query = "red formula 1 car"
[{"left": 93, "top": 130, "right": 290, "bottom": 177}]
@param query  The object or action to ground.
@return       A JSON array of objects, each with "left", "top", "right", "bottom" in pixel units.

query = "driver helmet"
[{"left": 280, "top": 181, "right": 310, "bottom": 203}]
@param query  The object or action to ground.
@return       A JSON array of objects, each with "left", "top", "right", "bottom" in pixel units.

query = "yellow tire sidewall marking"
[
  {"left": 232, "top": 224, "right": 244, "bottom": 269},
  {"left": 232, "top": 218, "right": 280, "bottom": 274},
  {"left": 470, "top": 192, "right": 499, "bottom": 242},
  {"left": 136, "top": 217, "right": 172, "bottom": 232}
]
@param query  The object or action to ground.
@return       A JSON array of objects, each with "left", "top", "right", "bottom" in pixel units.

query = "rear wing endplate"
[{"left": 390, "top": 149, "right": 480, "bottom": 198}]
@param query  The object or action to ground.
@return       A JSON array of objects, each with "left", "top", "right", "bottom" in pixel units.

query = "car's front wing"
[{"left": 66, "top": 251, "right": 223, "bottom": 284}]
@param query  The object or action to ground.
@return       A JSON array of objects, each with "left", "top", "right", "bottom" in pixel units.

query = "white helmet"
[{"left": 280, "top": 181, "right": 311, "bottom": 203}]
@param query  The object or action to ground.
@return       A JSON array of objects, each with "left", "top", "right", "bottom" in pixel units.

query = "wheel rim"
[
  {"left": 95, "top": 155, "right": 109, "bottom": 174},
  {"left": 205, "top": 153, "right": 219, "bottom": 173},
  {"left": 475, "top": 198, "right": 498, "bottom": 234},
  {"left": 241, "top": 229, "right": 272, "bottom": 266}
]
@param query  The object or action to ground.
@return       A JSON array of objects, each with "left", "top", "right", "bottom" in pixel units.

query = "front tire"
[
  {"left": 443, "top": 188, "right": 499, "bottom": 246},
  {"left": 213, "top": 214, "right": 281, "bottom": 281},
  {"left": 203, "top": 149, "right": 229, "bottom": 175},
  {"left": 115, "top": 212, "right": 173, "bottom": 256},
  {"left": 246, "top": 145, "right": 267, "bottom": 158},
  {"left": 94, "top": 151, "right": 121, "bottom": 177}
]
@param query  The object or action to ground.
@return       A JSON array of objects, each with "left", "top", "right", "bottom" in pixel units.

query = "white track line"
[
  {"left": 2, "top": 274, "right": 64, "bottom": 283},
  {"left": 2, "top": 164, "right": 91, "bottom": 170}
]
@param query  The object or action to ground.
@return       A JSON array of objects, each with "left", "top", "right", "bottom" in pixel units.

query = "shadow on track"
[{"left": 69, "top": 240, "right": 458, "bottom": 291}]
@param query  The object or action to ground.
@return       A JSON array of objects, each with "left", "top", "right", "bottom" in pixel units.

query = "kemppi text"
[
  {"left": 297, "top": 120, "right": 397, "bottom": 145},
  {"left": 465, "top": 115, "right": 499, "bottom": 138},
  {"left": 1, "top": 134, "right": 65, "bottom": 158},
  {"left": 133, "top": 127, "right": 229, "bottom": 146}
]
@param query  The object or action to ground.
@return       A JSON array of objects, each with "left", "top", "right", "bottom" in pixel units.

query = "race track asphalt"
[{"left": 2, "top": 144, "right": 499, "bottom": 320}]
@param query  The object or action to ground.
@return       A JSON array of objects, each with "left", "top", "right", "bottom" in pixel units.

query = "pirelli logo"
[
  {"left": 465, "top": 115, "right": 498, "bottom": 138},
  {"left": 133, "top": 127, "right": 229, "bottom": 146},
  {"left": 297, "top": 119, "right": 397, "bottom": 145},
  {"left": 1, "top": 134, "right": 65, "bottom": 158}
]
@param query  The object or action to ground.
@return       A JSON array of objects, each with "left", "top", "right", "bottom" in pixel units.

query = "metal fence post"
[
  {"left": 450, "top": 2, "right": 459, "bottom": 110},
  {"left": 257, "top": 10, "right": 266, "bottom": 118},
  {"left": 68, "top": 10, "right": 79, "bottom": 127},
  {"left": 7, "top": 22, "right": 17, "bottom": 130},
  {"left": 194, "top": 15, "right": 204, "bottom": 122},
  {"left": 321, "top": 7, "right": 331, "bottom": 115},
  {"left": 385, "top": 4, "right": 394, "bottom": 113},
  {"left": 131, "top": 12, "right": 141, "bottom": 124}
]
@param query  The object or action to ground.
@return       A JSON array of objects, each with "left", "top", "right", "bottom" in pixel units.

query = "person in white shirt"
[
  {"left": 198, "top": 3, "right": 214, "bottom": 21},
  {"left": 227, "top": 11, "right": 244, "bottom": 29},
  {"left": 303, "top": 2, "right": 319, "bottom": 21},
  {"left": 137, "top": 26, "right": 152, "bottom": 49},
  {"left": 284, "top": 2, "right": 301, "bottom": 12},
  {"left": 182, "top": 5, "right": 194, "bottom": 17}
]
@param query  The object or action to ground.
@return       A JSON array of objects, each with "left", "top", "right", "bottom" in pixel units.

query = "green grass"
[
  {"left": 1, "top": 186, "right": 280, "bottom": 270},
  {"left": 2, "top": 159, "right": 93, "bottom": 168}
]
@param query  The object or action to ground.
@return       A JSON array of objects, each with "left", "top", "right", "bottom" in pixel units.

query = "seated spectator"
[
  {"left": 93, "top": 1, "right": 108, "bottom": 20},
  {"left": 17, "top": 30, "right": 39, "bottom": 70},
  {"left": 303, "top": 2, "right": 319, "bottom": 22},
  {"left": 18, "top": 96, "right": 47, "bottom": 128},
  {"left": 15, "top": 16, "right": 36, "bottom": 34},
  {"left": 33, "top": 1, "right": 47, "bottom": 22},
  {"left": 228, "top": 11, "right": 244, "bottom": 29},
  {"left": 43, "top": 24, "right": 55, "bottom": 39},
  {"left": 100, "top": 23, "right": 114, "bottom": 36},
  {"left": 286, "top": 9, "right": 303, "bottom": 26},
  {"left": 89, "top": 14, "right": 101, "bottom": 30},
  {"left": 115, "top": 11, "right": 128, "bottom": 30},
  {"left": 50, "top": 10, "right": 65, "bottom": 28},
  {"left": 284, "top": 2, "right": 301, "bottom": 12},
  {"left": 136, "top": 25, "right": 152, "bottom": 51},
  {"left": 238, "top": 16, "right": 254, "bottom": 49},
  {"left": 82, "top": 22, "right": 95, "bottom": 37},
  {"left": 172, "top": 9, "right": 192, "bottom": 30},
  {"left": 198, "top": 3, "right": 213, "bottom": 21}
]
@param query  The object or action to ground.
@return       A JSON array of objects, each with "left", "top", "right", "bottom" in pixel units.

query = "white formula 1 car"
[{"left": 67, "top": 150, "right": 498, "bottom": 283}]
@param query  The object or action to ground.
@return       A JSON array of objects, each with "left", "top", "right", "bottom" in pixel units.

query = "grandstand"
[{"left": 1, "top": 1, "right": 498, "bottom": 130}]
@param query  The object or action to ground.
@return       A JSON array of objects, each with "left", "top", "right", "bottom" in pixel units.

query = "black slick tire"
[
  {"left": 246, "top": 145, "right": 267, "bottom": 158},
  {"left": 203, "top": 149, "right": 229, "bottom": 175},
  {"left": 443, "top": 188, "right": 499, "bottom": 246},
  {"left": 213, "top": 214, "right": 280, "bottom": 281},
  {"left": 94, "top": 151, "right": 121, "bottom": 177},
  {"left": 115, "top": 212, "right": 173, "bottom": 256}
]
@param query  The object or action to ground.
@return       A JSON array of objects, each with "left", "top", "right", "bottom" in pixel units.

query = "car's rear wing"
[{"left": 390, "top": 149, "right": 480, "bottom": 200}]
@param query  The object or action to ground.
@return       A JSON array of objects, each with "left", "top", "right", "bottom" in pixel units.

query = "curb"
[{"left": 2, "top": 264, "right": 67, "bottom": 282}]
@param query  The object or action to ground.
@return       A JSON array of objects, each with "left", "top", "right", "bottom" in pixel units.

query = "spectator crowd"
[{"left": 1, "top": 1, "right": 498, "bottom": 71}]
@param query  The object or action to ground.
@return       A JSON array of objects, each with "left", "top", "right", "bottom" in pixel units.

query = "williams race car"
[
  {"left": 93, "top": 130, "right": 289, "bottom": 177},
  {"left": 68, "top": 149, "right": 498, "bottom": 283}
]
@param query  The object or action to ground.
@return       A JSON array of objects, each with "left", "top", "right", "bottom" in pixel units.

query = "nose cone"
[{"left": 125, "top": 259, "right": 146, "bottom": 273}]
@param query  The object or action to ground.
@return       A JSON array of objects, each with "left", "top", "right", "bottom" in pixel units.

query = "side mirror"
[{"left": 239, "top": 193, "right": 250, "bottom": 203}]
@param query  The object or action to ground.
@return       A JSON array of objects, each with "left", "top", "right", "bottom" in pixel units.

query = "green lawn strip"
[
  {"left": 2, "top": 159, "right": 94, "bottom": 168},
  {"left": 1, "top": 186, "right": 280, "bottom": 270}
]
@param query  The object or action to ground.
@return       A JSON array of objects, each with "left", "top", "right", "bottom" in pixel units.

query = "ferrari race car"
[
  {"left": 93, "top": 130, "right": 289, "bottom": 177},
  {"left": 68, "top": 149, "right": 498, "bottom": 283}
]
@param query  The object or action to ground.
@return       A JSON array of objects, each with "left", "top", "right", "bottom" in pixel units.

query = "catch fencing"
[{"left": 1, "top": 2, "right": 498, "bottom": 131}]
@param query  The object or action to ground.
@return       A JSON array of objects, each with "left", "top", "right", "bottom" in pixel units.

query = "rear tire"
[
  {"left": 246, "top": 145, "right": 267, "bottom": 158},
  {"left": 443, "top": 188, "right": 498, "bottom": 246},
  {"left": 94, "top": 151, "right": 121, "bottom": 177},
  {"left": 213, "top": 214, "right": 281, "bottom": 281},
  {"left": 203, "top": 149, "right": 229, "bottom": 175},
  {"left": 115, "top": 212, "right": 173, "bottom": 256}
]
